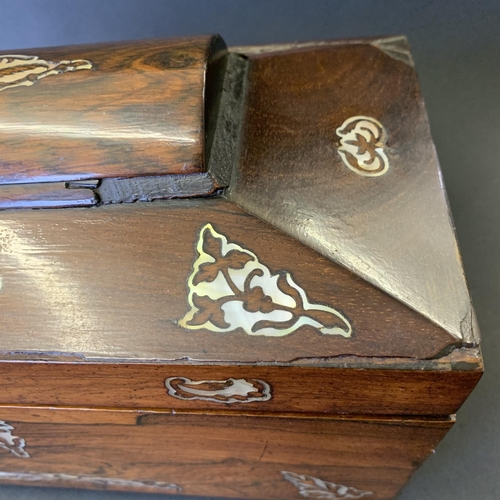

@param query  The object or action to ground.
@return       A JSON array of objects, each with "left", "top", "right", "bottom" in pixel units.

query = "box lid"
[
  {"left": 0, "top": 35, "right": 227, "bottom": 186},
  {"left": 0, "top": 36, "right": 482, "bottom": 416}
]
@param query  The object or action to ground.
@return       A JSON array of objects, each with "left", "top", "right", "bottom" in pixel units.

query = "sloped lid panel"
[
  {"left": 0, "top": 199, "right": 456, "bottom": 362},
  {"left": 229, "top": 39, "right": 475, "bottom": 343}
]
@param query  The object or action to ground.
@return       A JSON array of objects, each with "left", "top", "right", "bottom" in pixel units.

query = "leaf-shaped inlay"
[
  {"left": 193, "top": 229, "right": 254, "bottom": 286},
  {"left": 189, "top": 294, "right": 231, "bottom": 329},
  {"left": 282, "top": 471, "right": 373, "bottom": 499},
  {"left": 178, "top": 224, "right": 352, "bottom": 337}
]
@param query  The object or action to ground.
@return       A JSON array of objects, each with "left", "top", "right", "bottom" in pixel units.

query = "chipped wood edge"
[{"left": 0, "top": 346, "right": 483, "bottom": 371}]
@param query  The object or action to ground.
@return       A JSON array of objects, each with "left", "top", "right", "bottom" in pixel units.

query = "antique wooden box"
[{"left": 0, "top": 35, "right": 482, "bottom": 500}]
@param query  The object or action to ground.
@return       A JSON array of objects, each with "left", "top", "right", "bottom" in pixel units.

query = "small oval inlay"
[{"left": 165, "top": 377, "right": 272, "bottom": 404}]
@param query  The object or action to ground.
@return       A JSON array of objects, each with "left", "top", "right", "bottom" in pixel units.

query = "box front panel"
[{"left": 0, "top": 407, "right": 453, "bottom": 500}]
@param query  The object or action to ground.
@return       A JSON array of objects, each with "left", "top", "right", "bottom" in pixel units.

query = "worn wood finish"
[
  {"left": 0, "top": 355, "right": 482, "bottom": 415},
  {"left": 0, "top": 406, "right": 453, "bottom": 499},
  {"left": 0, "top": 173, "right": 222, "bottom": 211},
  {"left": 0, "top": 198, "right": 459, "bottom": 362},
  {"left": 0, "top": 36, "right": 227, "bottom": 184},
  {"left": 95, "top": 173, "right": 220, "bottom": 204},
  {"left": 0, "top": 182, "right": 97, "bottom": 209},
  {"left": 229, "top": 39, "right": 476, "bottom": 344}
]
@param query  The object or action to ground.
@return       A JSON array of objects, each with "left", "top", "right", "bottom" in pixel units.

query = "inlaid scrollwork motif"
[
  {"left": 165, "top": 377, "right": 272, "bottom": 404},
  {"left": 0, "top": 471, "right": 181, "bottom": 492},
  {"left": 282, "top": 471, "right": 373, "bottom": 499},
  {"left": 0, "top": 55, "right": 92, "bottom": 92},
  {"left": 0, "top": 421, "right": 29, "bottom": 458},
  {"left": 178, "top": 224, "right": 352, "bottom": 337},
  {"left": 336, "top": 116, "right": 389, "bottom": 177}
]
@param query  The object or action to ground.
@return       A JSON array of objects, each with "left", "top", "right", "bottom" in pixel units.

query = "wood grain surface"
[
  {"left": 0, "top": 36, "right": 227, "bottom": 184},
  {"left": 229, "top": 39, "right": 476, "bottom": 344},
  {"left": 0, "top": 406, "right": 454, "bottom": 500},
  {"left": 0, "top": 198, "right": 459, "bottom": 362}
]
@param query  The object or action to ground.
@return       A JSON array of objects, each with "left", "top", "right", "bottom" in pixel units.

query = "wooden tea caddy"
[{"left": 0, "top": 35, "right": 482, "bottom": 500}]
